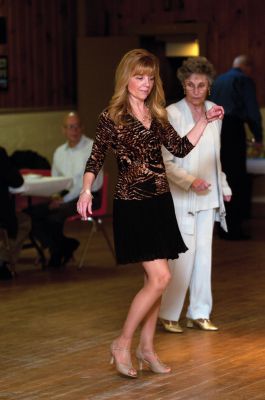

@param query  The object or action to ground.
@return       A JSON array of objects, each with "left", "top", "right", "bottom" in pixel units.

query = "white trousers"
[{"left": 160, "top": 209, "right": 215, "bottom": 321}]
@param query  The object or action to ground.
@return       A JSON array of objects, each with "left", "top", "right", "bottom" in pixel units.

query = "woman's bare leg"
[
  {"left": 136, "top": 264, "right": 171, "bottom": 372},
  {"left": 139, "top": 295, "right": 161, "bottom": 352},
  {"left": 113, "top": 259, "right": 171, "bottom": 365}
]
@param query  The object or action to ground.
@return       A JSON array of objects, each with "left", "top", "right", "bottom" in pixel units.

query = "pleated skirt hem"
[{"left": 113, "top": 192, "right": 187, "bottom": 265}]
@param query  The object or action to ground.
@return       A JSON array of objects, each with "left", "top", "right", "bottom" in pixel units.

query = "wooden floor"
[{"left": 1, "top": 212, "right": 265, "bottom": 400}]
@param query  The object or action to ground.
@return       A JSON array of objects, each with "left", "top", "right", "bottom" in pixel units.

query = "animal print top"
[{"left": 85, "top": 110, "right": 194, "bottom": 200}]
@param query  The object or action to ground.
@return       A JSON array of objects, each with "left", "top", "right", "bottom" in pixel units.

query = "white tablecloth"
[
  {"left": 247, "top": 158, "right": 265, "bottom": 175},
  {"left": 9, "top": 175, "right": 73, "bottom": 197}
]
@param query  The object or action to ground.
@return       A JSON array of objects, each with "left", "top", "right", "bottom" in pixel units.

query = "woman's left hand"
[
  {"left": 77, "top": 191, "right": 93, "bottom": 219},
  {"left": 223, "top": 195, "right": 232, "bottom": 202},
  {"left": 206, "top": 105, "right": 224, "bottom": 122}
]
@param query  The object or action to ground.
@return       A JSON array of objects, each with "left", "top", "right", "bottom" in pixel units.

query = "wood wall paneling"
[
  {"left": 0, "top": 0, "right": 265, "bottom": 109},
  {"left": 0, "top": 0, "right": 76, "bottom": 110},
  {"left": 84, "top": 0, "right": 265, "bottom": 106}
]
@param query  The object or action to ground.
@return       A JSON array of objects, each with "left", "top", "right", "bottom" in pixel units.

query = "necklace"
[
  {"left": 141, "top": 112, "right": 151, "bottom": 123},
  {"left": 131, "top": 106, "right": 151, "bottom": 125}
]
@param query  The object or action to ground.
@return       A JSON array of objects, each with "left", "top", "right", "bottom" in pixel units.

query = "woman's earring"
[
  {"left": 183, "top": 86, "right": 186, "bottom": 95},
  {"left": 208, "top": 87, "right": 211, "bottom": 96}
]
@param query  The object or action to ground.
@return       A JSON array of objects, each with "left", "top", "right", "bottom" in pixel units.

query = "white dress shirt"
[{"left": 52, "top": 135, "right": 103, "bottom": 203}]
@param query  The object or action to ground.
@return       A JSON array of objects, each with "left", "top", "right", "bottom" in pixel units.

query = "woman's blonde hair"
[
  {"left": 177, "top": 56, "right": 216, "bottom": 86},
  {"left": 108, "top": 49, "right": 167, "bottom": 126}
]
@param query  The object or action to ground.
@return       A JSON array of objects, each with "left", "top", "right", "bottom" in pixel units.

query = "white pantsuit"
[
  {"left": 160, "top": 209, "right": 215, "bottom": 320},
  {"left": 159, "top": 99, "right": 232, "bottom": 322}
]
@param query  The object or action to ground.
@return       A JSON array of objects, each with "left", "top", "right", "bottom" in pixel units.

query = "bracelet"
[{"left": 80, "top": 188, "right": 94, "bottom": 198}]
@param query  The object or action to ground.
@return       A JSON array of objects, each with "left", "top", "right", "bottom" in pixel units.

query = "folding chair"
[
  {"left": 19, "top": 168, "right": 51, "bottom": 177},
  {"left": 76, "top": 174, "right": 116, "bottom": 268},
  {"left": 0, "top": 228, "right": 15, "bottom": 276}
]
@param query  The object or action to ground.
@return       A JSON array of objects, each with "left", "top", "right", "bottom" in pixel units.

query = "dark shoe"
[
  {"left": 62, "top": 238, "right": 80, "bottom": 266},
  {"left": 219, "top": 231, "right": 251, "bottom": 241},
  {"left": 230, "top": 233, "right": 251, "bottom": 240},
  {"left": 48, "top": 252, "right": 63, "bottom": 268},
  {"left": 0, "top": 262, "right": 13, "bottom": 280}
]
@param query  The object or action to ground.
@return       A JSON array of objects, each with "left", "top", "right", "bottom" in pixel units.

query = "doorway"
[
  {"left": 140, "top": 35, "right": 187, "bottom": 105},
  {"left": 134, "top": 22, "right": 207, "bottom": 105}
]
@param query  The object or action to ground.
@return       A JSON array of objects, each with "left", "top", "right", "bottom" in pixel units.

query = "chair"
[
  {"left": 19, "top": 168, "right": 51, "bottom": 176},
  {"left": 0, "top": 228, "right": 15, "bottom": 275},
  {"left": 10, "top": 150, "right": 51, "bottom": 170},
  {"left": 0, "top": 227, "right": 46, "bottom": 273},
  {"left": 69, "top": 174, "right": 116, "bottom": 269}
]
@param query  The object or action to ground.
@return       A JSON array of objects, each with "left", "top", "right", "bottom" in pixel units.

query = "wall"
[
  {"left": 0, "top": 111, "right": 69, "bottom": 162},
  {"left": 0, "top": 0, "right": 76, "bottom": 109},
  {"left": 83, "top": 0, "right": 265, "bottom": 106},
  {"left": 0, "top": 0, "right": 264, "bottom": 109}
]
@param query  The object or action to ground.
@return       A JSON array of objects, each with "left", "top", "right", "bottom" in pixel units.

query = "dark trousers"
[
  {"left": 25, "top": 191, "right": 101, "bottom": 255},
  {"left": 220, "top": 116, "right": 251, "bottom": 235}
]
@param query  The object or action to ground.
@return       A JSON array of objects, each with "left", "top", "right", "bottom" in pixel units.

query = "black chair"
[
  {"left": 0, "top": 228, "right": 15, "bottom": 275},
  {"left": 10, "top": 150, "right": 51, "bottom": 170}
]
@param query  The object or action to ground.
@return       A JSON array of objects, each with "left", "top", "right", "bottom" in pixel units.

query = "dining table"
[
  {"left": 246, "top": 158, "right": 265, "bottom": 175},
  {"left": 246, "top": 158, "right": 265, "bottom": 205},
  {"left": 9, "top": 173, "right": 73, "bottom": 197}
]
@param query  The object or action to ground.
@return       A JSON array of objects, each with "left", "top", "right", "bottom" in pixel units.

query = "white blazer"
[{"left": 163, "top": 98, "right": 232, "bottom": 234}]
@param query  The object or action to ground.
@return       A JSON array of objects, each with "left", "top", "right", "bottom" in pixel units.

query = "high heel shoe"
[
  {"left": 186, "top": 318, "right": 219, "bottom": 331},
  {"left": 160, "top": 318, "right": 183, "bottom": 333},
  {"left": 136, "top": 347, "right": 171, "bottom": 374},
  {"left": 110, "top": 341, "right": 137, "bottom": 378}
]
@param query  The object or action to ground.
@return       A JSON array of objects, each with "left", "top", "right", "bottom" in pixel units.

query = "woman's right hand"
[
  {"left": 77, "top": 191, "right": 93, "bottom": 219},
  {"left": 191, "top": 178, "right": 211, "bottom": 193}
]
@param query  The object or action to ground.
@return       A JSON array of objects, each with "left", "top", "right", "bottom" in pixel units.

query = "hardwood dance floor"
[{"left": 1, "top": 215, "right": 265, "bottom": 400}]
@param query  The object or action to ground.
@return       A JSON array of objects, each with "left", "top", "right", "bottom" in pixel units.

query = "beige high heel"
[
  {"left": 136, "top": 347, "right": 171, "bottom": 374},
  {"left": 160, "top": 318, "right": 183, "bottom": 333},
  {"left": 186, "top": 318, "right": 219, "bottom": 331},
  {"left": 110, "top": 341, "right": 137, "bottom": 378}
]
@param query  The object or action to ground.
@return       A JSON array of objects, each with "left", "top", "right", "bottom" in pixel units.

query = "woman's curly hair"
[{"left": 177, "top": 56, "right": 216, "bottom": 85}]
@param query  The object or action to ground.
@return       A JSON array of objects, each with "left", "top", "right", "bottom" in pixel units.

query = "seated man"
[
  {"left": 27, "top": 111, "right": 103, "bottom": 268},
  {"left": 0, "top": 147, "right": 31, "bottom": 280}
]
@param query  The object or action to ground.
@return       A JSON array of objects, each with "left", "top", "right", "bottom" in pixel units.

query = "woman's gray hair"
[{"left": 177, "top": 56, "right": 216, "bottom": 86}]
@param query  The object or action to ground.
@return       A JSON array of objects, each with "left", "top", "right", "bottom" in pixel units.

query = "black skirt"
[{"left": 113, "top": 192, "right": 188, "bottom": 265}]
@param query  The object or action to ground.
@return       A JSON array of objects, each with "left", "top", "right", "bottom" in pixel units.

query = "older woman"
[{"left": 159, "top": 57, "right": 232, "bottom": 333}]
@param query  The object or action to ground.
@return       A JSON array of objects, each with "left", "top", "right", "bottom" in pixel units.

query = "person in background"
[
  {"left": 0, "top": 146, "right": 31, "bottom": 280},
  {"left": 77, "top": 49, "right": 224, "bottom": 378},
  {"left": 27, "top": 112, "right": 103, "bottom": 268},
  {"left": 210, "top": 55, "right": 263, "bottom": 240},
  {"left": 159, "top": 57, "right": 232, "bottom": 334}
]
